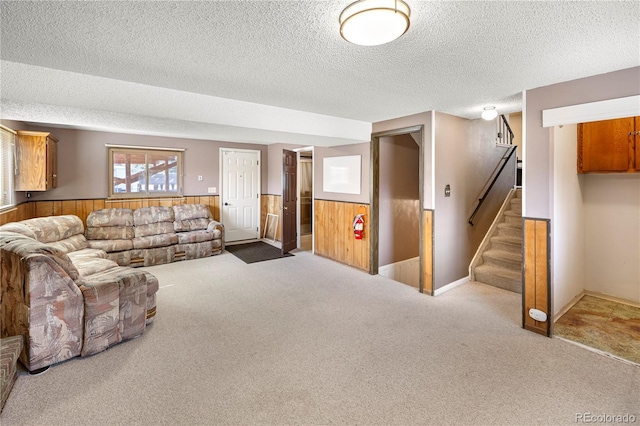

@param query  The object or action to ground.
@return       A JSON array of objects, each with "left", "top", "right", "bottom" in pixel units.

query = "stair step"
[
  {"left": 474, "top": 264, "right": 522, "bottom": 293},
  {"left": 497, "top": 222, "right": 522, "bottom": 237},
  {"left": 490, "top": 235, "right": 522, "bottom": 252},
  {"left": 483, "top": 249, "right": 522, "bottom": 271},
  {"left": 510, "top": 199, "right": 522, "bottom": 212},
  {"left": 503, "top": 210, "right": 522, "bottom": 225}
]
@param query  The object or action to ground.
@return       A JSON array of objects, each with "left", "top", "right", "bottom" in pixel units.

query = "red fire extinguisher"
[{"left": 353, "top": 214, "right": 365, "bottom": 240}]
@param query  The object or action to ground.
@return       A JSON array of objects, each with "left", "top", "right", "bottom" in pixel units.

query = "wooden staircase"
[{"left": 470, "top": 189, "right": 522, "bottom": 293}]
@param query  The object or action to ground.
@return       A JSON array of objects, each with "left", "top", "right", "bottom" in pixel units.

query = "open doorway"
[
  {"left": 377, "top": 134, "right": 421, "bottom": 288},
  {"left": 296, "top": 148, "right": 313, "bottom": 252},
  {"left": 550, "top": 122, "right": 640, "bottom": 364},
  {"left": 371, "top": 126, "right": 427, "bottom": 293}
]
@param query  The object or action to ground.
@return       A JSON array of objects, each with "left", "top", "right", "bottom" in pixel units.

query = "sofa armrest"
[
  {"left": 1, "top": 252, "right": 84, "bottom": 371},
  {"left": 206, "top": 220, "right": 223, "bottom": 233}
]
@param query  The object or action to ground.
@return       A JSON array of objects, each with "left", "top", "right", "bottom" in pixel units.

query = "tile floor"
[{"left": 555, "top": 295, "right": 640, "bottom": 364}]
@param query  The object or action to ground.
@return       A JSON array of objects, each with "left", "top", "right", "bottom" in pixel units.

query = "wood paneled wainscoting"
[
  {"left": 314, "top": 200, "right": 370, "bottom": 272},
  {"left": 0, "top": 196, "right": 221, "bottom": 228},
  {"left": 260, "top": 194, "right": 282, "bottom": 241},
  {"left": 523, "top": 217, "right": 551, "bottom": 336},
  {"left": 422, "top": 209, "right": 434, "bottom": 295},
  {"left": 0, "top": 202, "right": 36, "bottom": 225}
]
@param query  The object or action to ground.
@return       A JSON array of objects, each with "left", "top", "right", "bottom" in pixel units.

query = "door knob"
[
  {"left": 224, "top": 202, "right": 229, "bottom": 206},
  {"left": 284, "top": 206, "right": 288, "bottom": 210}
]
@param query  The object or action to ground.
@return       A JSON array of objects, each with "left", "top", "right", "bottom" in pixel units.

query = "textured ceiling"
[{"left": 1, "top": 1, "right": 639, "bottom": 145}]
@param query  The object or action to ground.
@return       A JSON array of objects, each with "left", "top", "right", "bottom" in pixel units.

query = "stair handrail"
[
  {"left": 498, "top": 114, "right": 515, "bottom": 145},
  {"left": 468, "top": 145, "right": 517, "bottom": 226}
]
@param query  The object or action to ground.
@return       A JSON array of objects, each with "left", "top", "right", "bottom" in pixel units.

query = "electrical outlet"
[
  {"left": 207, "top": 187, "right": 216, "bottom": 194},
  {"left": 197, "top": 175, "right": 203, "bottom": 181}
]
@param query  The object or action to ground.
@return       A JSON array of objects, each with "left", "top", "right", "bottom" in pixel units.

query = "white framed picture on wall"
[{"left": 322, "top": 155, "right": 361, "bottom": 194}]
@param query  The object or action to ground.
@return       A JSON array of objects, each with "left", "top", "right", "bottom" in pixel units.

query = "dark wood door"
[
  {"left": 282, "top": 149, "right": 297, "bottom": 253},
  {"left": 578, "top": 117, "right": 635, "bottom": 173}
]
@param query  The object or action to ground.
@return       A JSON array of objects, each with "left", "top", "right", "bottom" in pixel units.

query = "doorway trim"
[
  {"left": 294, "top": 146, "right": 314, "bottom": 253},
  {"left": 219, "top": 147, "right": 261, "bottom": 242},
  {"left": 370, "top": 125, "right": 426, "bottom": 292}
]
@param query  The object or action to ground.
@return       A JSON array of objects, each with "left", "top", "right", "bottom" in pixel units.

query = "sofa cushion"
[
  {"left": 134, "top": 206, "right": 174, "bottom": 226},
  {"left": 134, "top": 222, "right": 175, "bottom": 238},
  {"left": 172, "top": 203, "right": 212, "bottom": 221},
  {"left": 0, "top": 222, "right": 37, "bottom": 239},
  {"left": 88, "top": 239, "right": 134, "bottom": 253},
  {"left": 80, "top": 267, "right": 148, "bottom": 355},
  {"left": 177, "top": 241, "right": 213, "bottom": 260},
  {"left": 46, "top": 234, "right": 90, "bottom": 253},
  {"left": 86, "top": 226, "right": 135, "bottom": 240},
  {"left": 176, "top": 229, "right": 214, "bottom": 244},
  {"left": 131, "top": 246, "right": 175, "bottom": 267},
  {"left": 174, "top": 217, "right": 211, "bottom": 232},
  {"left": 67, "top": 248, "right": 108, "bottom": 262},
  {"left": 132, "top": 234, "right": 178, "bottom": 249},
  {"left": 86, "top": 208, "right": 134, "bottom": 228},
  {"left": 20, "top": 215, "right": 85, "bottom": 243},
  {"left": 73, "top": 257, "right": 120, "bottom": 277},
  {"left": 106, "top": 251, "right": 132, "bottom": 267}
]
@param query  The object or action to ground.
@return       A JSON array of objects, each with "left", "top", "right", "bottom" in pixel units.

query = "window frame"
[
  {"left": 0, "top": 125, "right": 16, "bottom": 211},
  {"left": 108, "top": 146, "right": 184, "bottom": 199}
]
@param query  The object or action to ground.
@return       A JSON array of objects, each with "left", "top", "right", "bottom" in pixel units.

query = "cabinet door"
[
  {"left": 15, "top": 134, "right": 47, "bottom": 191},
  {"left": 47, "top": 137, "right": 58, "bottom": 189},
  {"left": 578, "top": 117, "right": 634, "bottom": 173},
  {"left": 635, "top": 117, "right": 640, "bottom": 171}
]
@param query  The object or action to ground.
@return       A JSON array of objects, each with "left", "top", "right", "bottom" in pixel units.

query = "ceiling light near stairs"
[
  {"left": 481, "top": 106, "right": 498, "bottom": 120},
  {"left": 339, "top": 0, "right": 411, "bottom": 46}
]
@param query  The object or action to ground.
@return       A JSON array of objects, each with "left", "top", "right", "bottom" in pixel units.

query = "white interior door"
[{"left": 221, "top": 149, "right": 260, "bottom": 242}]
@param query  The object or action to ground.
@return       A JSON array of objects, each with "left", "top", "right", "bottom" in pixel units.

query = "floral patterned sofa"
[
  {"left": 85, "top": 204, "right": 224, "bottom": 266},
  {"left": 0, "top": 215, "right": 158, "bottom": 372}
]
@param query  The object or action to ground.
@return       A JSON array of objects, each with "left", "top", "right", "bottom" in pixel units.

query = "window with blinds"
[
  {"left": 0, "top": 125, "right": 16, "bottom": 210},
  {"left": 108, "top": 146, "right": 183, "bottom": 198}
]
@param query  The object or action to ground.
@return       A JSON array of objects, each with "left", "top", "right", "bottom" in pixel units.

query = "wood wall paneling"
[
  {"left": 422, "top": 209, "right": 434, "bottom": 295},
  {"left": 314, "top": 200, "right": 370, "bottom": 271},
  {"left": 314, "top": 199, "right": 325, "bottom": 256},
  {"left": 523, "top": 218, "right": 550, "bottom": 336},
  {"left": 0, "top": 196, "right": 221, "bottom": 228},
  {"left": 260, "top": 195, "right": 282, "bottom": 241},
  {"left": 35, "top": 201, "right": 54, "bottom": 218}
]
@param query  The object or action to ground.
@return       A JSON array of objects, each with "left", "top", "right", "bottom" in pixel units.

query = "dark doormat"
[{"left": 225, "top": 241, "right": 294, "bottom": 264}]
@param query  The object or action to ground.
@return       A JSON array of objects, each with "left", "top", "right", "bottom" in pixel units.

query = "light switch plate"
[
  {"left": 197, "top": 175, "right": 203, "bottom": 181},
  {"left": 207, "top": 187, "right": 216, "bottom": 194}
]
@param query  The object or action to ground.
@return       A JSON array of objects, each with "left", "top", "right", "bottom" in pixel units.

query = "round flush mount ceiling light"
[
  {"left": 339, "top": 0, "right": 411, "bottom": 46},
  {"left": 481, "top": 106, "right": 498, "bottom": 120}
]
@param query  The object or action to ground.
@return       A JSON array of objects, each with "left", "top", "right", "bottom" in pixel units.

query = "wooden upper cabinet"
[
  {"left": 15, "top": 130, "right": 58, "bottom": 191},
  {"left": 636, "top": 118, "right": 640, "bottom": 172},
  {"left": 578, "top": 117, "right": 637, "bottom": 174}
]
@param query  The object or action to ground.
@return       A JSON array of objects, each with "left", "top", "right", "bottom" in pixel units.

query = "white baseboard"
[{"left": 434, "top": 275, "right": 469, "bottom": 296}]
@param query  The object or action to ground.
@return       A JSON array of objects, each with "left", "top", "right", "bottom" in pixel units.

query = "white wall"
[
  {"left": 551, "top": 124, "right": 585, "bottom": 316},
  {"left": 583, "top": 174, "right": 640, "bottom": 303},
  {"left": 523, "top": 66, "right": 640, "bottom": 219},
  {"left": 433, "top": 113, "right": 515, "bottom": 289}
]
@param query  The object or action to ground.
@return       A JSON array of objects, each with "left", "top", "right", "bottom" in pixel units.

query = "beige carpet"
[{"left": 2, "top": 250, "right": 639, "bottom": 425}]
